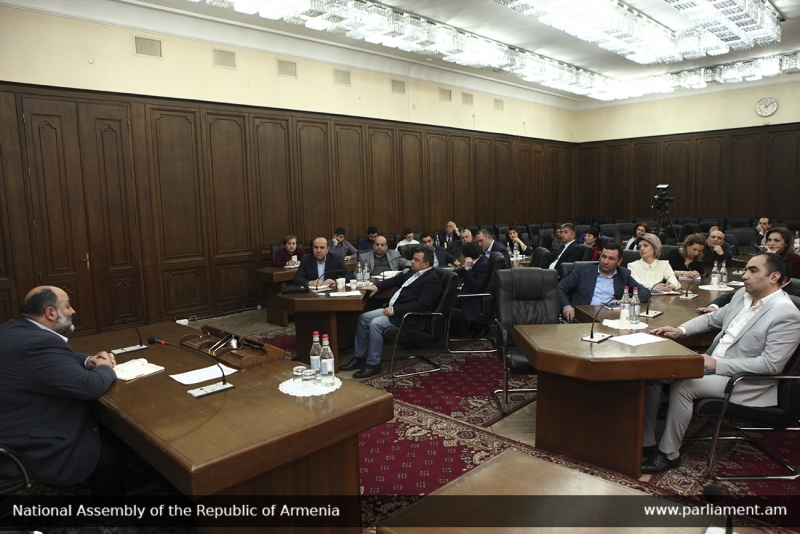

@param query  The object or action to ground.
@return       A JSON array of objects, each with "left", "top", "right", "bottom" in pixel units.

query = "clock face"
[{"left": 756, "top": 97, "right": 778, "bottom": 117}]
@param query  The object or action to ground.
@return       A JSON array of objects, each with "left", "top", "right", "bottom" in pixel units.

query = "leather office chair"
[
  {"left": 622, "top": 249, "right": 640, "bottom": 267},
  {"left": 677, "top": 217, "right": 698, "bottom": 225},
  {"left": 575, "top": 216, "right": 592, "bottom": 226},
  {"left": 725, "top": 217, "right": 751, "bottom": 230},
  {"left": 732, "top": 228, "right": 757, "bottom": 253},
  {"left": 593, "top": 216, "right": 613, "bottom": 227},
  {"left": 782, "top": 219, "right": 800, "bottom": 232},
  {"left": 687, "top": 307, "right": 800, "bottom": 480},
  {"left": 616, "top": 218, "right": 634, "bottom": 224},
  {"left": 382, "top": 268, "right": 459, "bottom": 379},
  {"left": 492, "top": 268, "right": 560, "bottom": 413},
  {"left": 495, "top": 224, "right": 509, "bottom": 236},
  {"left": 577, "top": 244, "right": 594, "bottom": 261},
  {"left": 659, "top": 244, "right": 677, "bottom": 261},
  {"left": 529, "top": 247, "right": 551, "bottom": 269},
  {"left": 599, "top": 224, "right": 619, "bottom": 242},
  {"left": 398, "top": 243, "right": 420, "bottom": 260},
  {"left": 724, "top": 233, "right": 740, "bottom": 255},
  {"left": 596, "top": 236, "right": 614, "bottom": 249},
  {"left": 618, "top": 223, "right": 635, "bottom": 242},
  {"left": 683, "top": 223, "right": 699, "bottom": 235},
  {"left": 0, "top": 445, "right": 34, "bottom": 495},
  {"left": 575, "top": 224, "right": 591, "bottom": 237},
  {"left": 445, "top": 251, "right": 505, "bottom": 354}
]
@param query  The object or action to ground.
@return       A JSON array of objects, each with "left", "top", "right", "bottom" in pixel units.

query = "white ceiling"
[{"left": 10, "top": 0, "right": 800, "bottom": 103}]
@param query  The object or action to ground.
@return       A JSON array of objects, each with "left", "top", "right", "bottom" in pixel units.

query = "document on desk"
[
  {"left": 114, "top": 358, "right": 164, "bottom": 382},
  {"left": 329, "top": 290, "right": 362, "bottom": 297},
  {"left": 609, "top": 333, "right": 670, "bottom": 347},
  {"left": 170, "top": 364, "right": 238, "bottom": 385}
]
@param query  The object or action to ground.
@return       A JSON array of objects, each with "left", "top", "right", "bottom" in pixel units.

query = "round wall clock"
[{"left": 756, "top": 97, "right": 778, "bottom": 117}]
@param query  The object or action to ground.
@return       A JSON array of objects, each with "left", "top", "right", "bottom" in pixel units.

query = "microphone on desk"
[
  {"left": 680, "top": 274, "right": 701, "bottom": 300},
  {"left": 147, "top": 336, "right": 235, "bottom": 397},
  {"left": 641, "top": 278, "right": 667, "bottom": 318},
  {"left": 581, "top": 297, "right": 616, "bottom": 343},
  {"left": 111, "top": 318, "right": 149, "bottom": 355}
]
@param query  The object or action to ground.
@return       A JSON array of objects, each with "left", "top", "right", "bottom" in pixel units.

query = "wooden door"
[{"left": 22, "top": 98, "right": 97, "bottom": 333}]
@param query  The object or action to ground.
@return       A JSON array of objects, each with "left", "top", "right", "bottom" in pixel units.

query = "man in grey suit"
[
  {"left": 358, "top": 235, "right": 410, "bottom": 277},
  {"left": 642, "top": 252, "right": 800, "bottom": 473}
]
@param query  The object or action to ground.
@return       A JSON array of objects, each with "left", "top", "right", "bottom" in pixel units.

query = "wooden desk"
[
  {"left": 514, "top": 323, "right": 703, "bottom": 479},
  {"left": 70, "top": 322, "right": 393, "bottom": 530},
  {"left": 257, "top": 260, "right": 357, "bottom": 327}
]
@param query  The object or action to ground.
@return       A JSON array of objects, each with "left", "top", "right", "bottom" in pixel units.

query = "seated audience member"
[
  {"left": 420, "top": 233, "right": 460, "bottom": 268},
  {"left": 627, "top": 233, "right": 681, "bottom": 292},
  {"left": 437, "top": 221, "right": 460, "bottom": 251},
  {"left": 558, "top": 243, "right": 651, "bottom": 322},
  {"left": 396, "top": 228, "right": 419, "bottom": 249},
  {"left": 582, "top": 227, "right": 601, "bottom": 261},
  {"left": 273, "top": 234, "right": 306, "bottom": 267},
  {"left": 328, "top": 227, "right": 357, "bottom": 260},
  {"left": 625, "top": 222, "right": 649, "bottom": 250},
  {"left": 643, "top": 253, "right": 800, "bottom": 473},
  {"left": 0, "top": 286, "right": 121, "bottom": 494},
  {"left": 765, "top": 227, "right": 800, "bottom": 278},
  {"left": 360, "top": 236, "right": 410, "bottom": 276},
  {"left": 756, "top": 217, "right": 771, "bottom": 247},
  {"left": 357, "top": 227, "right": 379, "bottom": 251},
  {"left": 294, "top": 237, "right": 354, "bottom": 287},
  {"left": 668, "top": 233, "right": 706, "bottom": 279},
  {"left": 339, "top": 248, "right": 441, "bottom": 378},
  {"left": 453, "top": 241, "right": 490, "bottom": 322},
  {"left": 475, "top": 228, "right": 510, "bottom": 268},
  {"left": 548, "top": 223, "right": 583, "bottom": 271},
  {"left": 507, "top": 225, "right": 533, "bottom": 256},
  {"left": 456, "top": 228, "right": 473, "bottom": 264},
  {"left": 702, "top": 229, "right": 733, "bottom": 269},
  {"left": 547, "top": 227, "right": 563, "bottom": 252}
]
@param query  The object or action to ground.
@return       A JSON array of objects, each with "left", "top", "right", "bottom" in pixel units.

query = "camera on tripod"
[{"left": 652, "top": 184, "right": 674, "bottom": 211}]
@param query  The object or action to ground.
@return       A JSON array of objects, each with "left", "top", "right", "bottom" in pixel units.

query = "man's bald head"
[
  {"left": 373, "top": 236, "right": 388, "bottom": 257},
  {"left": 20, "top": 286, "right": 74, "bottom": 334}
]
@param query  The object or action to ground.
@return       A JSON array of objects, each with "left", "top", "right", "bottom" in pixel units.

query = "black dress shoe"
[
  {"left": 642, "top": 445, "right": 658, "bottom": 458},
  {"left": 339, "top": 357, "right": 366, "bottom": 372},
  {"left": 353, "top": 363, "right": 382, "bottom": 379},
  {"left": 641, "top": 451, "right": 681, "bottom": 474}
]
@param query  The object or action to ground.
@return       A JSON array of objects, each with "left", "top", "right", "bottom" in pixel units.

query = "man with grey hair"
[{"left": 549, "top": 222, "right": 584, "bottom": 271}]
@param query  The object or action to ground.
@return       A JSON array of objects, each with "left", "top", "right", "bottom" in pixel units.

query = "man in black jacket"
[
  {"left": 420, "top": 233, "right": 460, "bottom": 268},
  {"left": 340, "top": 248, "right": 441, "bottom": 378},
  {"left": 294, "top": 237, "right": 353, "bottom": 287}
]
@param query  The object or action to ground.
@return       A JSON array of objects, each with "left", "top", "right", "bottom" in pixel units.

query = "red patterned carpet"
[{"left": 249, "top": 325, "right": 297, "bottom": 360}]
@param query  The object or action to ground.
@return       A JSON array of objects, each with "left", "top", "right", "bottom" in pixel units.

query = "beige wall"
[{"left": 1, "top": 4, "right": 798, "bottom": 144}]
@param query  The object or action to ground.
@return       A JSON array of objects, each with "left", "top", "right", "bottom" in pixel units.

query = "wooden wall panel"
[
  {"left": 507, "top": 142, "right": 526, "bottom": 226},
  {"left": 367, "top": 127, "right": 396, "bottom": 236},
  {"left": 451, "top": 135, "right": 472, "bottom": 229},
  {"left": 695, "top": 135, "right": 726, "bottom": 217},
  {"left": 631, "top": 141, "right": 659, "bottom": 218},
  {"left": 473, "top": 138, "right": 493, "bottom": 226},
  {"left": 765, "top": 131, "right": 800, "bottom": 219},
  {"left": 605, "top": 144, "right": 629, "bottom": 216},
  {"left": 728, "top": 133, "right": 763, "bottom": 216},
  {"left": 577, "top": 146, "right": 603, "bottom": 215},
  {"left": 214, "top": 260, "right": 254, "bottom": 309},
  {"left": 426, "top": 133, "right": 449, "bottom": 231},
  {"left": 399, "top": 129, "right": 424, "bottom": 233},
  {"left": 253, "top": 116, "right": 293, "bottom": 249},
  {"left": 0, "top": 286, "right": 13, "bottom": 324},
  {"left": 333, "top": 123, "right": 366, "bottom": 237},
  {"left": 296, "top": 120, "right": 331, "bottom": 241},
  {"left": 529, "top": 143, "right": 545, "bottom": 224},
  {"left": 662, "top": 139, "right": 693, "bottom": 217},
  {"left": 544, "top": 145, "right": 561, "bottom": 223},
  {"left": 561, "top": 147, "right": 576, "bottom": 221}
]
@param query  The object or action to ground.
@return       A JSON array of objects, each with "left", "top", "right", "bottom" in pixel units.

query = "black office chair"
[
  {"left": 492, "top": 268, "right": 560, "bottom": 413},
  {"left": 446, "top": 252, "right": 505, "bottom": 354},
  {"left": 382, "top": 269, "right": 459, "bottom": 379},
  {"left": 725, "top": 217, "right": 751, "bottom": 230},
  {"left": 621, "top": 249, "right": 640, "bottom": 267},
  {"left": 659, "top": 245, "right": 677, "bottom": 261},
  {"left": 599, "top": 224, "right": 619, "bottom": 242},
  {"left": 0, "top": 445, "right": 34, "bottom": 495},
  {"left": 687, "top": 312, "right": 800, "bottom": 480},
  {"left": 618, "top": 223, "right": 635, "bottom": 242},
  {"left": 732, "top": 228, "right": 757, "bottom": 254},
  {"left": 529, "top": 247, "right": 551, "bottom": 269},
  {"left": 398, "top": 243, "right": 420, "bottom": 261}
]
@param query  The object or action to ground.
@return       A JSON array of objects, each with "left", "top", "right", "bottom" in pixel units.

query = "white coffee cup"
[{"left": 337, "top": 278, "right": 346, "bottom": 290}]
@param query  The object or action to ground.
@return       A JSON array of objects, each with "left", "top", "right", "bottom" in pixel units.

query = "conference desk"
[
  {"left": 514, "top": 323, "right": 702, "bottom": 479},
  {"left": 257, "top": 260, "right": 357, "bottom": 327},
  {"left": 70, "top": 322, "right": 393, "bottom": 532}
]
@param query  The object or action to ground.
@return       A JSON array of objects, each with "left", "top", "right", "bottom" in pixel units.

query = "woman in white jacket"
[{"left": 627, "top": 233, "right": 681, "bottom": 292}]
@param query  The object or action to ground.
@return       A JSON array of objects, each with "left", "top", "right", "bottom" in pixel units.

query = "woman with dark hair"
[
  {"left": 668, "top": 233, "right": 706, "bottom": 279},
  {"left": 625, "top": 222, "right": 649, "bottom": 250},
  {"left": 506, "top": 225, "right": 532, "bottom": 255},
  {"left": 765, "top": 227, "right": 800, "bottom": 278},
  {"left": 583, "top": 227, "right": 601, "bottom": 261},
  {"left": 273, "top": 234, "right": 306, "bottom": 267}
]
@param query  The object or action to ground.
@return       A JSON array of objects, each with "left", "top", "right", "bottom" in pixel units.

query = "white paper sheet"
[
  {"left": 601, "top": 319, "right": 649, "bottom": 330},
  {"left": 609, "top": 333, "right": 670, "bottom": 346},
  {"left": 329, "top": 290, "right": 362, "bottom": 297},
  {"left": 170, "top": 364, "right": 238, "bottom": 385}
]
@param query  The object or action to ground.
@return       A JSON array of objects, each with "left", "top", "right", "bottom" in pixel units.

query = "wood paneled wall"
[
  {"left": 0, "top": 82, "right": 573, "bottom": 329},
  {"left": 576, "top": 125, "right": 800, "bottom": 219}
]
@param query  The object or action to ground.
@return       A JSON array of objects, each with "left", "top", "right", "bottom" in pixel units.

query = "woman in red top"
[{"left": 273, "top": 234, "right": 306, "bottom": 267}]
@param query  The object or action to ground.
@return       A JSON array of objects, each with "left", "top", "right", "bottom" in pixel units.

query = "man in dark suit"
[
  {"left": 549, "top": 222, "right": 585, "bottom": 271},
  {"left": 454, "top": 241, "right": 491, "bottom": 322},
  {"left": 0, "top": 286, "right": 119, "bottom": 493},
  {"left": 294, "top": 237, "right": 354, "bottom": 287},
  {"left": 437, "top": 221, "right": 460, "bottom": 252},
  {"left": 756, "top": 217, "right": 771, "bottom": 247},
  {"left": 558, "top": 242, "right": 650, "bottom": 322},
  {"left": 357, "top": 226, "right": 379, "bottom": 251},
  {"left": 475, "top": 228, "right": 510, "bottom": 268},
  {"left": 357, "top": 235, "right": 410, "bottom": 276},
  {"left": 420, "top": 233, "right": 460, "bottom": 268},
  {"left": 339, "top": 248, "right": 442, "bottom": 378}
]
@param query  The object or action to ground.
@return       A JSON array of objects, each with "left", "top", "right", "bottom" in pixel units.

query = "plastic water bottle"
[
  {"left": 630, "top": 287, "right": 640, "bottom": 325},
  {"left": 710, "top": 261, "right": 720, "bottom": 288},
  {"left": 514, "top": 242, "right": 520, "bottom": 260},
  {"left": 720, "top": 261, "right": 728, "bottom": 288},
  {"left": 362, "top": 260, "right": 370, "bottom": 283},
  {"left": 619, "top": 286, "right": 631, "bottom": 329},
  {"left": 309, "top": 331, "right": 322, "bottom": 383},
  {"left": 435, "top": 234, "right": 440, "bottom": 248},
  {"left": 354, "top": 262, "right": 362, "bottom": 284},
  {"left": 320, "top": 334, "right": 335, "bottom": 387}
]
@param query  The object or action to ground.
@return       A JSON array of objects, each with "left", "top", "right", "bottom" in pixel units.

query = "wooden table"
[
  {"left": 514, "top": 323, "right": 703, "bottom": 479},
  {"left": 257, "top": 260, "right": 358, "bottom": 327},
  {"left": 70, "top": 322, "right": 393, "bottom": 532}
]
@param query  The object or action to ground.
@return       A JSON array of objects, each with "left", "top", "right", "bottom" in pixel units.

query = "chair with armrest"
[
  {"left": 492, "top": 268, "right": 560, "bottom": 413},
  {"left": 724, "top": 233, "right": 740, "bottom": 255},
  {"left": 618, "top": 223, "right": 635, "bottom": 242},
  {"left": 599, "top": 224, "right": 620, "bottom": 242},
  {"left": 732, "top": 228, "right": 757, "bottom": 254},
  {"left": 577, "top": 244, "right": 594, "bottom": 261},
  {"left": 594, "top": 216, "right": 613, "bottom": 226},
  {"left": 529, "top": 247, "right": 551, "bottom": 269},
  {"left": 495, "top": 224, "right": 509, "bottom": 236},
  {"left": 381, "top": 268, "right": 459, "bottom": 379},
  {"left": 622, "top": 249, "right": 640, "bottom": 267},
  {"left": 659, "top": 245, "right": 677, "bottom": 261},
  {"left": 725, "top": 217, "right": 751, "bottom": 230},
  {"left": 781, "top": 219, "right": 800, "bottom": 232},
  {"left": 445, "top": 252, "right": 505, "bottom": 354},
  {"left": 0, "top": 445, "right": 35, "bottom": 495},
  {"left": 398, "top": 244, "right": 420, "bottom": 261}
]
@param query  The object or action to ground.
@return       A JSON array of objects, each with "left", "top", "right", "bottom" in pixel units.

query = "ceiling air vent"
[
  {"left": 462, "top": 92, "right": 474, "bottom": 105},
  {"left": 134, "top": 36, "right": 162, "bottom": 58},
  {"left": 494, "top": 99, "right": 504, "bottom": 111},
  {"left": 391, "top": 79, "right": 406, "bottom": 94},
  {"left": 439, "top": 88, "right": 452, "bottom": 102},
  {"left": 333, "top": 69, "right": 351, "bottom": 85},
  {"left": 213, "top": 49, "right": 236, "bottom": 69},
  {"left": 277, "top": 60, "right": 297, "bottom": 77}
]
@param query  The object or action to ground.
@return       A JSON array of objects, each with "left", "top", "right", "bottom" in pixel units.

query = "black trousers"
[{"left": 85, "top": 426, "right": 125, "bottom": 495}]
